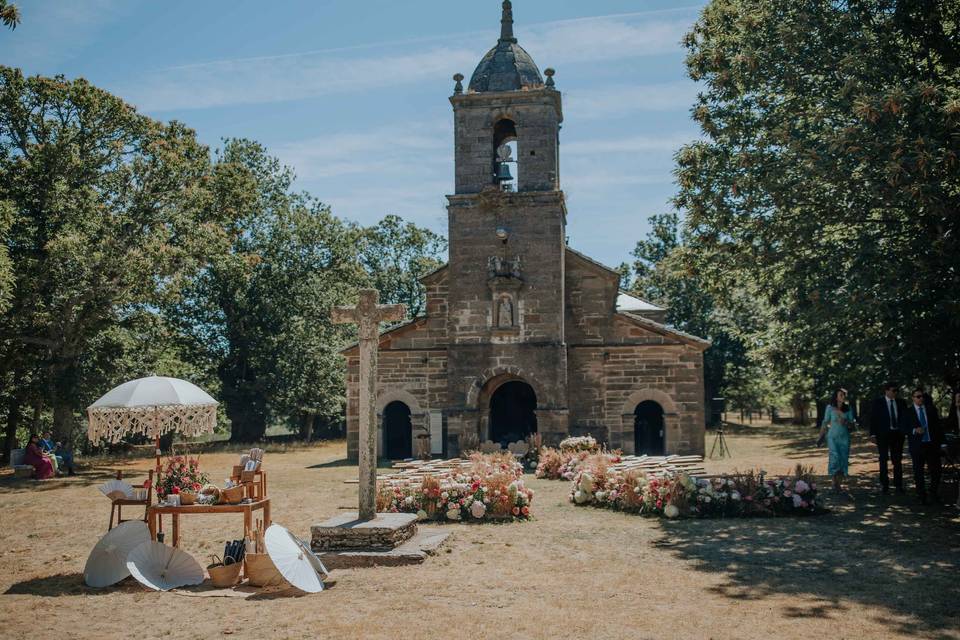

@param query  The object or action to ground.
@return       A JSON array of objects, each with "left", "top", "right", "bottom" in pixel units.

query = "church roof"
[
  {"left": 468, "top": 1, "right": 544, "bottom": 93},
  {"left": 617, "top": 311, "right": 712, "bottom": 351},
  {"left": 616, "top": 292, "right": 664, "bottom": 313}
]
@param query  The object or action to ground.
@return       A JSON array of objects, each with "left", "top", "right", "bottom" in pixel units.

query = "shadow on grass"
[
  {"left": 3, "top": 573, "right": 141, "bottom": 597},
  {"left": 655, "top": 484, "right": 960, "bottom": 638},
  {"left": 0, "top": 468, "right": 123, "bottom": 494}
]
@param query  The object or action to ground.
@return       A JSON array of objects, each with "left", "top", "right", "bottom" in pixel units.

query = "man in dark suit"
[
  {"left": 869, "top": 383, "right": 907, "bottom": 494},
  {"left": 904, "top": 387, "right": 944, "bottom": 504}
]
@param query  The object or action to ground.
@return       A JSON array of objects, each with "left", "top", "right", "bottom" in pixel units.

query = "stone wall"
[{"left": 451, "top": 89, "right": 562, "bottom": 194}]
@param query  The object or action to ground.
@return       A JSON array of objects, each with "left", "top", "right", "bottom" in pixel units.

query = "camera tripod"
[{"left": 709, "top": 427, "right": 731, "bottom": 459}]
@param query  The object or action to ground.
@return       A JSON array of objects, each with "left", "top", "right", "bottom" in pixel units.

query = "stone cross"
[{"left": 332, "top": 289, "right": 406, "bottom": 521}]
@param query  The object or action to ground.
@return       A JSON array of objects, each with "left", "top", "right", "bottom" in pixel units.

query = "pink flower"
[
  {"left": 512, "top": 507, "right": 520, "bottom": 516},
  {"left": 171, "top": 486, "right": 180, "bottom": 494}
]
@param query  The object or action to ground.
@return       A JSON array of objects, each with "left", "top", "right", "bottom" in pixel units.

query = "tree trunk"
[
  {"left": 52, "top": 400, "right": 78, "bottom": 443},
  {"left": 3, "top": 394, "right": 23, "bottom": 463},
  {"left": 298, "top": 412, "right": 315, "bottom": 442}
]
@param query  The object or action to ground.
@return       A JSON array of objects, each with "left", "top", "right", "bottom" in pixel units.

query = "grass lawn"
[{"left": 1, "top": 422, "right": 957, "bottom": 640}]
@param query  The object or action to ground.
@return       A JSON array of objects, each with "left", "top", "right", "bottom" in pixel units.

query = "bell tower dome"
[{"left": 450, "top": 0, "right": 563, "bottom": 194}]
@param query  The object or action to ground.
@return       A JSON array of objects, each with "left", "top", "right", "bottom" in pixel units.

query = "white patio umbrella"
[
  {"left": 87, "top": 376, "right": 218, "bottom": 474},
  {"left": 264, "top": 524, "right": 328, "bottom": 594},
  {"left": 83, "top": 520, "right": 152, "bottom": 588},
  {"left": 126, "top": 540, "right": 204, "bottom": 591}
]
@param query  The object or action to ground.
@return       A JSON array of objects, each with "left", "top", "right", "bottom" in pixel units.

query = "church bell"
[{"left": 494, "top": 162, "right": 513, "bottom": 183}]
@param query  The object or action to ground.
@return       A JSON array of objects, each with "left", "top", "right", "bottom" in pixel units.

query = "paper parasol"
[
  {"left": 126, "top": 541, "right": 204, "bottom": 591},
  {"left": 83, "top": 520, "right": 152, "bottom": 588},
  {"left": 264, "top": 524, "right": 328, "bottom": 594}
]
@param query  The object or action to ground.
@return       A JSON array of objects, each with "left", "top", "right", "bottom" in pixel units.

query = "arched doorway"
[
  {"left": 634, "top": 401, "right": 665, "bottom": 455},
  {"left": 489, "top": 380, "right": 537, "bottom": 446},
  {"left": 383, "top": 401, "right": 412, "bottom": 460}
]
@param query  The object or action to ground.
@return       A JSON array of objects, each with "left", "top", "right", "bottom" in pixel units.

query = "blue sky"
[{"left": 0, "top": 0, "right": 707, "bottom": 268}]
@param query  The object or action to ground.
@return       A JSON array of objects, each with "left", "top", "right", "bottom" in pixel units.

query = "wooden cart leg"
[
  {"left": 172, "top": 514, "right": 180, "bottom": 548},
  {"left": 108, "top": 504, "right": 115, "bottom": 531},
  {"left": 117, "top": 504, "right": 122, "bottom": 525},
  {"left": 149, "top": 511, "right": 157, "bottom": 541},
  {"left": 243, "top": 509, "right": 252, "bottom": 539},
  {"left": 264, "top": 501, "right": 271, "bottom": 527}
]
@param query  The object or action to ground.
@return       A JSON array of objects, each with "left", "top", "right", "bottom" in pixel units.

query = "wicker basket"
[
  {"left": 220, "top": 485, "right": 245, "bottom": 505},
  {"left": 244, "top": 553, "right": 286, "bottom": 587},
  {"left": 179, "top": 491, "right": 197, "bottom": 506},
  {"left": 207, "top": 556, "right": 242, "bottom": 588}
]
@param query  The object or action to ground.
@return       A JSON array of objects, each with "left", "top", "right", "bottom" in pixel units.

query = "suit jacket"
[
  {"left": 903, "top": 402, "right": 944, "bottom": 448},
  {"left": 869, "top": 396, "right": 908, "bottom": 437}
]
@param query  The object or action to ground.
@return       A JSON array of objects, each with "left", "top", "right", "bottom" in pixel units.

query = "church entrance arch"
[
  {"left": 489, "top": 380, "right": 538, "bottom": 446},
  {"left": 383, "top": 401, "right": 413, "bottom": 460},
  {"left": 634, "top": 401, "right": 665, "bottom": 455}
]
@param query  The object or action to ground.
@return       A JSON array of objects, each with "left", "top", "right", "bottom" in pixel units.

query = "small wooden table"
[{"left": 148, "top": 499, "right": 271, "bottom": 548}]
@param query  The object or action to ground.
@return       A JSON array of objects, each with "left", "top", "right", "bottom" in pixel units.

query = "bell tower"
[
  {"left": 451, "top": 1, "right": 562, "bottom": 194},
  {"left": 445, "top": 0, "right": 569, "bottom": 450}
]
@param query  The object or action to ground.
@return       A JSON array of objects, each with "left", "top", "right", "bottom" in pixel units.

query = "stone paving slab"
[
  {"left": 311, "top": 512, "right": 418, "bottom": 551},
  {"left": 315, "top": 527, "right": 450, "bottom": 569}
]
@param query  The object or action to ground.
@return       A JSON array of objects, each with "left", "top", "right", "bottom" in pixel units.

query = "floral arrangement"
[
  {"left": 376, "top": 453, "right": 533, "bottom": 522},
  {"left": 156, "top": 455, "right": 209, "bottom": 499},
  {"left": 569, "top": 460, "right": 823, "bottom": 519},
  {"left": 558, "top": 435, "right": 600, "bottom": 453},
  {"left": 536, "top": 447, "right": 621, "bottom": 480}
]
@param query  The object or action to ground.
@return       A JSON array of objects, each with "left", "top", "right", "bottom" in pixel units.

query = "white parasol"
[
  {"left": 83, "top": 520, "right": 152, "bottom": 588},
  {"left": 87, "top": 376, "right": 218, "bottom": 473},
  {"left": 264, "top": 524, "right": 328, "bottom": 594},
  {"left": 126, "top": 540, "right": 204, "bottom": 591}
]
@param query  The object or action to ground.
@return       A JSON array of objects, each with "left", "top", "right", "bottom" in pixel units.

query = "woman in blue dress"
[{"left": 819, "top": 388, "right": 856, "bottom": 493}]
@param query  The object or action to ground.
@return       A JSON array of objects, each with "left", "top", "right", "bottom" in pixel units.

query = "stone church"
[{"left": 343, "top": 1, "right": 709, "bottom": 461}]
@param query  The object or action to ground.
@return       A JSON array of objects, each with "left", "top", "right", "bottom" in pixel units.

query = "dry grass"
[{"left": 1, "top": 422, "right": 958, "bottom": 640}]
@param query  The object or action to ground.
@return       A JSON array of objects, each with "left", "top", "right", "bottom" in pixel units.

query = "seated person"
[
  {"left": 24, "top": 433, "right": 55, "bottom": 480},
  {"left": 41, "top": 430, "right": 75, "bottom": 475}
]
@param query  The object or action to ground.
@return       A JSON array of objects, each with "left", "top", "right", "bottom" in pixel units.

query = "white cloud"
[
  {"left": 564, "top": 133, "right": 694, "bottom": 155},
  {"left": 565, "top": 81, "right": 698, "bottom": 120},
  {"left": 115, "top": 9, "right": 700, "bottom": 112},
  {"left": 274, "top": 122, "right": 451, "bottom": 181}
]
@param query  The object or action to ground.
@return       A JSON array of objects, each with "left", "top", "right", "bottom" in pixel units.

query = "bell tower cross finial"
[{"left": 500, "top": 0, "right": 516, "bottom": 43}]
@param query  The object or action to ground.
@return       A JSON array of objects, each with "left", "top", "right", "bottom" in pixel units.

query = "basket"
[
  {"left": 220, "top": 485, "right": 245, "bottom": 505},
  {"left": 207, "top": 555, "right": 242, "bottom": 588},
  {"left": 244, "top": 553, "right": 286, "bottom": 587},
  {"left": 179, "top": 491, "right": 197, "bottom": 506}
]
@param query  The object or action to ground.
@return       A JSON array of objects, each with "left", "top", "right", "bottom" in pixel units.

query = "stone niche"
[{"left": 487, "top": 255, "right": 523, "bottom": 335}]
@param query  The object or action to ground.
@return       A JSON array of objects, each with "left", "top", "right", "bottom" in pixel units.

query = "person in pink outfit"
[{"left": 24, "top": 433, "right": 55, "bottom": 480}]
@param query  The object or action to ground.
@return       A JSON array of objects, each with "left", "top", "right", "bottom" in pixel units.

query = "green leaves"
[{"left": 674, "top": 0, "right": 960, "bottom": 400}]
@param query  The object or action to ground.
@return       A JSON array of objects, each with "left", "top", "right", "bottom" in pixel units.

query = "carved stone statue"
[{"left": 497, "top": 296, "right": 514, "bottom": 327}]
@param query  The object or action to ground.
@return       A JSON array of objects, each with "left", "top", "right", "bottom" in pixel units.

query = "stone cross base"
[
  {"left": 311, "top": 512, "right": 449, "bottom": 569},
  {"left": 311, "top": 513, "right": 419, "bottom": 551}
]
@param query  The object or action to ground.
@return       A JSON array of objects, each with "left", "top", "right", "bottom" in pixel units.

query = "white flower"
[
  {"left": 580, "top": 473, "right": 595, "bottom": 493},
  {"left": 792, "top": 493, "right": 803, "bottom": 508},
  {"left": 664, "top": 504, "right": 680, "bottom": 518},
  {"left": 794, "top": 480, "right": 809, "bottom": 494},
  {"left": 730, "top": 491, "right": 741, "bottom": 501},
  {"left": 595, "top": 491, "right": 606, "bottom": 502},
  {"left": 470, "top": 500, "right": 486, "bottom": 519},
  {"left": 441, "top": 491, "right": 449, "bottom": 500},
  {"left": 416, "top": 509, "right": 428, "bottom": 521},
  {"left": 574, "top": 490, "right": 591, "bottom": 505},
  {"left": 446, "top": 508, "right": 461, "bottom": 521},
  {"left": 404, "top": 496, "right": 414, "bottom": 505}
]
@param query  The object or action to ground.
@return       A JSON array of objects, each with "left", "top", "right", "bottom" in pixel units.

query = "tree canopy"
[
  {"left": 673, "top": 0, "right": 960, "bottom": 402},
  {"left": 0, "top": 69, "right": 444, "bottom": 453}
]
